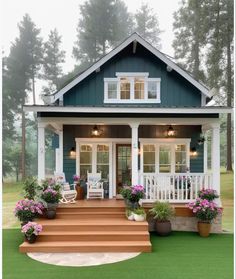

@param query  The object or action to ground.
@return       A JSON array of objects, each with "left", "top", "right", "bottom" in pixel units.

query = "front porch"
[{"left": 36, "top": 115, "right": 220, "bottom": 204}]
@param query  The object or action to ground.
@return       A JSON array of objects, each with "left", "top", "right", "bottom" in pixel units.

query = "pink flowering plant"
[
  {"left": 21, "top": 221, "right": 42, "bottom": 237},
  {"left": 41, "top": 178, "right": 61, "bottom": 192},
  {"left": 198, "top": 189, "right": 219, "bottom": 201},
  {"left": 14, "top": 199, "right": 44, "bottom": 222},
  {"left": 73, "top": 175, "right": 80, "bottom": 182},
  {"left": 120, "top": 185, "right": 145, "bottom": 203},
  {"left": 41, "top": 188, "right": 62, "bottom": 204},
  {"left": 188, "top": 198, "right": 222, "bottom": 223}
]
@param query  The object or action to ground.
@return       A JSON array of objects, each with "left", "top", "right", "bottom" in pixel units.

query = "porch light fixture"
[
  {"left": 167, "top": 125, "right": 175, "bottom": 137},
  {"left": 197, "top": 135, "right": 206, "bottom": 145},
  {"left": 70, "top": 147, "right": 76, "bottom": 157},
  {"left": 91, "top": 125, "right": 102, "bottom": 136},
  {"left": 190, "top": 147, "right": 197, "bottom": 156}
]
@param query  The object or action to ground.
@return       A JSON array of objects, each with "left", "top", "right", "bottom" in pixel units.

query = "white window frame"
[
  {"left": 104, "top": 72, "right": 161, "bottom": 104},
  {"left": 140, "top": 138, "right": 191, "bottom": 174}
]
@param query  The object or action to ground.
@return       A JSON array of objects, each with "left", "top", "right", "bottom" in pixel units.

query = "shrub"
[
  {"left": 23, "top": 177, "right": 39, "bottom": 200},
  {"left": 120, "top": 185, "right": 145, "bottom": 203},
  {"left": 14, "top": 199, "right": 44, "bottom": 222},
  {"left": 188, "top": 198, "right": 222, "bottom": 223},
  {"left": 134, "top": 208, "right": 146, "bottom": 215},
  {"left": 149, "top": 201, "right": 175, "bottom": 222}
]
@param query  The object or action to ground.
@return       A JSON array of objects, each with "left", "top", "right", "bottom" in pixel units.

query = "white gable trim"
[{"left": 51, "top": 33, "right": 212, "bottom": 103}]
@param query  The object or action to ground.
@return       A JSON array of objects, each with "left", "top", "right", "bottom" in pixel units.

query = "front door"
[{"left": 116, "top": 144, "right": 132, "bottom": 194}]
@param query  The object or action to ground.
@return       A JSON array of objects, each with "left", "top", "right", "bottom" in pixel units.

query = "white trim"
[
  {"left": 116, "top": 72, "right": 149, "bottom": 77},
  {"left": 139, "top": 138, "right": 191, "bottom": 144},
  {"left": 51, "top": 33, "right": 211, "bottom": 102},
  {"left": 58, "top": 130, "right": 63, "bottom": 173},
  {"left": 23, "top": 105, "right": 232, "bottom": 114},
  {"left": 38, "top": 124, "right": 45, "bottom": 180},
  {"left": 104, "top": 76, "right": 161, "bottom": 104}
]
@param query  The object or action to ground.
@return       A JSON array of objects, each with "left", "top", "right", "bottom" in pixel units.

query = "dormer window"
[{"left": 104, "top": 72, "right": 161, "bottom": 103}]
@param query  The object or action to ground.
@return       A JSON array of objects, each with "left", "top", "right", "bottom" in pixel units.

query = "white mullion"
[
  {"left": 76, "top": 142, "right": 80, "bottom": 176},
  {"left": 92, "top": 144, "right": 97, "bottom": 173},
  {"left": 117, "top": 78, "right": 121, "bottom": 100},
  {"left": 109, "top": 143, "right": 113, "bottom": 198},
  {"left": 140, "top": 143, "right": 144, "bottom": 173}
]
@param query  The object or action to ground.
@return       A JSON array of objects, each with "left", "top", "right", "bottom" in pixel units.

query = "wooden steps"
[{"left": 19, "top": 200, "right": 152, "bottom": 253}]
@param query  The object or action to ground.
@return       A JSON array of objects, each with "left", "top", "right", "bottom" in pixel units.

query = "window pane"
[
  {"left": 144, "top": 152, "right": 155, "bottom": 164},
  {"left": 175, "top": 144, "right": 187, "bottom": 173},
  {"left": 175, "top": 165, "right": 187, "bottom": 173},
  {"left": 80, "top": 165, "right": 92, "bottom": 178},
  {"left": 97, "top": 144, "right": 109, "bottom": 179},
  {"left": 159, "top": 165, "right": 171, "bottom": 173},
  {"left": 120, "top": 78, "right": 130, "bottom": 99},
  {"left": 97, "top": 165, "right": 109, "bottom": 179},
  {"left": 143, "top": 144, "right": 155, "bottom": 173},
  {"left": 80, "top": 145, "right": 92, "bottom": 164},
  {"left": 159, "top": 145, "right": 171, "bottom": 173},
  {"left": 148, "top": 81, "right": 157, "bottom": 99},
  {"left": 144, "top": 165, "right": 155, "bottom": 173},
  {"left": 108, "top": 82, "right": 117, "bottom": 99},
  {"left": 134, "top": 78, "right": 145, "bottom": 99}
]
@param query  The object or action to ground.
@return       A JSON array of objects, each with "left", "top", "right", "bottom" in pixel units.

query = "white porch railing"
[{"left": 140, "top": 173, "right": 213, "bottom": 203}]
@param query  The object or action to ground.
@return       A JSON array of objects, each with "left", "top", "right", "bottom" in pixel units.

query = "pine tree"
[
  {"left": 43, "top": 28, "right": 66, "bottom": 92},
  {"left": 73, "top": 0, "right": 133, "bottom": 66},
  {"left": 134, "top": 2, "right": 162, "bottom": 49},
  {"left": 172, "top": 0, "right": 207, "bottom": 82}
]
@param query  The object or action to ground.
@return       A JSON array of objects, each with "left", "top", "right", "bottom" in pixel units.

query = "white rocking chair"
[
  {"left": 86, "top": 172, "right": 104, "bottom": 199},
  {"left": 54, "top": 172, "right": 77, "bottom": 204}
]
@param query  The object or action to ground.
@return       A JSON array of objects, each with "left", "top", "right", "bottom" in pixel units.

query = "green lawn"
[{"left": 3, "top": 229, "right": 233, "bottom": 279}]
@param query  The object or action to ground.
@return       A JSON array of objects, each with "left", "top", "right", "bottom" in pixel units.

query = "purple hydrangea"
[{"left": 21, "top": 221, "right": 43, "bottom": 236}]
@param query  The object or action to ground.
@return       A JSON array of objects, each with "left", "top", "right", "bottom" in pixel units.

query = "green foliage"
[
  {"left": 23, "top": 177, "right": 39, "bottom": 200},
  {"left": 42, "top": 28, "right": 65, "bottom": 93},
  {"left": 149, "top": 201, "right": 175, "bottom": 222},
  {"left": 134, "top": 2, "right": 162, "bottom": 49},
  {"left": 134, "top": 207, "right": 146, "bottom": 215}
]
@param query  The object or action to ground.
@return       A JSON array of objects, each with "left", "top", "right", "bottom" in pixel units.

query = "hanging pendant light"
[
  {"left": 91, "top": 125, "right": 101, "bottom": 136},
  {"left": 70, "top": 147, "right": 76, "bottom": 157}
]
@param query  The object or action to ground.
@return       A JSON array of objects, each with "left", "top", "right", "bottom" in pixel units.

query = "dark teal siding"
[
  {"left": 63, "top": 125, "right": 203, "bottom": 182},
  {"left": 64, "top": 43, "right": 201, "bottom": 107}
]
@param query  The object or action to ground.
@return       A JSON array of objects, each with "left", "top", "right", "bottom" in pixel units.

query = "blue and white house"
[{"left": 24, "top": 33, "right": 231, "bottom": 204}]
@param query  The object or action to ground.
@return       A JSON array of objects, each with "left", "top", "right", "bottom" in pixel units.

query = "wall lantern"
[
  {"left": 197, "top": 135, "right": 206, "bottom": 145},
  {"left": 70, "top": 147, "right": 76, "bottom": 157},
  {"left": 91, "top": 125, "right": 102, "bottom": 136},
  {"left": 190, "top": 147, "right": 197, "bottom": 156},
  {"left": 167, "top": 125, "right": 175, "bottom": 137}
]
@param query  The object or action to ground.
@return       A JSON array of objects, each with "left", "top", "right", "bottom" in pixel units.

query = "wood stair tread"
[
  {"left": 37, "top": 219, "right": 148, "bottom": 225},
  {"left": 40, "top": 231, "right": 149, "bottom": 236}
]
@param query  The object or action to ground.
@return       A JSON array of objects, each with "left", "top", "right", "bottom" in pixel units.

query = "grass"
[{"left": 3, "top": 229, "right": 233, "bottom": 279}]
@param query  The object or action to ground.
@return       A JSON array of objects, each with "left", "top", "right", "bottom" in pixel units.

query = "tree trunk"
[
  {"left": 226, "top": 0, "right": 233, "bottom": 171},
  {"left": 21, "top": 110, "right": 26, "bottom": 180}
]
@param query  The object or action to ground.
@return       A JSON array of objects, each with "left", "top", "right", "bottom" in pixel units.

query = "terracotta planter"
[
  {"left": 197, "top": 221, "right": 211, "bottom": 237},
  {"left": 156, "top": 220, "right": 172, "bottom": 236},
  {"left": 76, "top": 185, "right": 84, "bottom": 200},
  {"left": 25, "top": 234, "right": 37, "bottom": 244}
]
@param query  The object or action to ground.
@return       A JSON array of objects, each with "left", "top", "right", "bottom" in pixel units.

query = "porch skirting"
[{"left": 146, "top": 214, "right": 222, "bottom": 233}]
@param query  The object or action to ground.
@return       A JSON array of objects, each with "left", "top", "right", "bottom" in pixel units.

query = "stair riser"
[
  {"left": 57, "top": 207, "right": 125, "bottom": 213},
  {"left": 42, "top": 225, "right": 148, "bottom": 232},
  {"left": 20, "top": 246, "right": 151, "bottom": 253},
  {"left": 56, "top": 213, "right": 125, "bottom": 219},
  {"left": 38, "top": 234, "right": 150, "bottom": 242}
]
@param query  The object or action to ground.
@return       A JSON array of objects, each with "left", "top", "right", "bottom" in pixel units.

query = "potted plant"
[
  {"left": 188, "top": 198, "right": 222, "bottom": 237},
  {"left": 149, "top": 201, "right": 175, "bottom": 236},
  {"left": 41, "top": 188, "right": 62, "bottom": 219},
  {"left": 133, "top": 208, "right": 146, "bottom": 222},
  {"left": 14, "top": 199, "right": 44, "bottom": 226},
  {"left": 125, "top": 209, "right": 135, "bottom": 221},
  {"left": 120, "top": 185, "right": 145, "bottom": 209},
  {"left": 21, "top": 221, "right": 42, "bottom": 244},
  {"left": 73, "top": 174, "right": 84, "bottom": 200},
  {"left": 198, "top": 189, "right": 219, "bottom": 201}
]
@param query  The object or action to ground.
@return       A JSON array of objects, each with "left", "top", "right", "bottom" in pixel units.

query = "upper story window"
[{"left": 104, "top": 72, "right": 161, "bottom": 103}]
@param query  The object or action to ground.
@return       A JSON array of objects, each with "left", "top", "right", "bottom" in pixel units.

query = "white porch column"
[
  {"left": 130, "top": 123, "right": 139, "bottom": 185},
  {"left": 38, "top": 123, "right": 46, "bottom": 181},
  {"left": 58, "top": 130, "right": 63, "bottom": 173},
  {"left": 202, "top": 129, "right": 208, "bottom": 173},
  {"left": 211, "top": 123, "right": 220, "bottom": 196}
]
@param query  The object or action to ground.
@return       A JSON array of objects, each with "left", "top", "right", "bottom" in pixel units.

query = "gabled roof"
[{"left": 51, "top": 33, "right": 212, "bottom": 103}]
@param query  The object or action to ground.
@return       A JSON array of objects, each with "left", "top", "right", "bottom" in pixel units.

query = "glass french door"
[{"left": 116, "top": 144, "right": 132, "bottom": 194}]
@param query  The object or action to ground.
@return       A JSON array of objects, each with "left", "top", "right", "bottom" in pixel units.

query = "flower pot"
[
  {"left": 134, "top": 214, "right": 146, "bottom": 222},
  {"left": 76, "top": 185, "right": 84, "bottom": 200},
  {"left": 197, "top": 221, "right": 211, "bottom": 237},
  {"left": 26, "top": 234, "right": 37, "bottom": 244},
  {"left": 156, "top": 220, "right": 172, "bottom": 236},
  {"left": 45, "top": 208, "right": 56, "bottom": 219}
]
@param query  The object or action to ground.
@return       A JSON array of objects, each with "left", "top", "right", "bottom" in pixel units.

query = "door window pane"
[
  {"left": 97, "top": 144, "right": 109, "bottom": 179},
  {"left": 80, "top": 144, "right": 92, "bottom": 179},
  {"left": 159, "top": 145, "right": 171, "bottom": 173},
  {"left": 175, "top": 144, "right": 187, "bottom": 173},
  {"left": 120, "top": 78, "right": 130, "bottom": 99},
  {"left": 134, "top": 78, "right": 145, "bottom": 99},
  {"left": 143, "top": 144, "right": 155, "bottom": 173}
]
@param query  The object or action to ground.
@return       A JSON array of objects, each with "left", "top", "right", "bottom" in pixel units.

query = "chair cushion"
[{"left": 63, "top": 183, "right": 71, "bottom": 191}]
